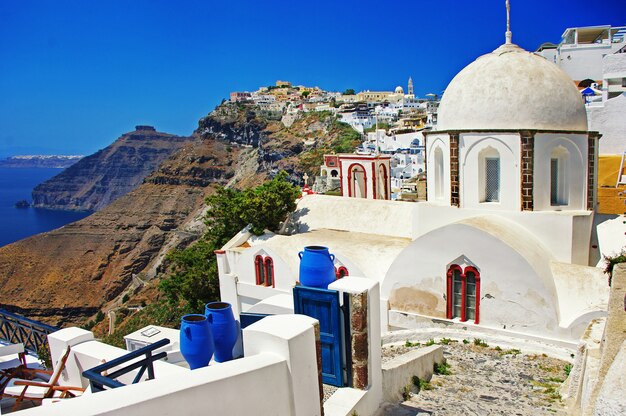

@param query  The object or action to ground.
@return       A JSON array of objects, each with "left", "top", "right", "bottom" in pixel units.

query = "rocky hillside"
[
  {"left": 0, "top": 102, "right": 360, "bottom": 326},
  {"left": 32, "top": 126, "right": 193, "bottom": 211}
]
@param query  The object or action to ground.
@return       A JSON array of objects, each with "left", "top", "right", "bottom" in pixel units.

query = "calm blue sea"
[{"left": 0, "top": 167, "right": 91, "bottom": 248}]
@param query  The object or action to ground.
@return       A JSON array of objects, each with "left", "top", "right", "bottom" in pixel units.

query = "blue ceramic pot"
[
  {"left": 298, "top": 246, "right": 336, "bottom": 289},
  {"left": 180, "top": 314, "right": 214, "bottom": 370},
  {"left": 205, "top": 302, "right": 238, "bottom": 362}
]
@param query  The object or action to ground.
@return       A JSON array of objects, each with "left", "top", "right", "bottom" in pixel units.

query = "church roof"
[{"left": 436, "top": 43, "right": 588, "bottom": 132}]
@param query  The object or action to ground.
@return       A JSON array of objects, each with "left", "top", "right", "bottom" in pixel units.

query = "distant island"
[{"left": 0, "top": 155, "right": 83, "bottom": 168}]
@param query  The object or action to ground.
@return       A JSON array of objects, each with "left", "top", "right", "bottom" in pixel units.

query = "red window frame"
[
  {"left": 446, "top": 264, "right": 480, "bottom": 324},
  {"left": 264, "top": 257, "right": 275, "bottom": 288},
  {"left": 255, "top": 255, "right": 275, "bottom": 287},
  {"left": 254, "top": 255, "right": 265, "bottom": 286}
]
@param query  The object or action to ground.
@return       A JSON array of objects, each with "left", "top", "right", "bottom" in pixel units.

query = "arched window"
[
  {"left": 479, "top": 147, "right": 500, "bottom": 203},
  {"left": 434, "top": 147, "right": 444, "bottom": 200},
  {"left": 550, "top": 146, "right": 569, "bottom": 206},
  {"left": 254, "top": 255, "right": 265, "bottom": 286},
  {"left": 446, "top": 264, "right": 480, "bottom": 324},
  {"left": 264, "top": 257, "right": 275, "bottom": 288},
  {"left": 335, "top": 266, "right": 349, "bottom": 279}
]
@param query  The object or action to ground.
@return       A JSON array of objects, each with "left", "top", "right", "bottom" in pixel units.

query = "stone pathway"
[{"left": 382, "top": 340, "right": 570, "bottom": 416}]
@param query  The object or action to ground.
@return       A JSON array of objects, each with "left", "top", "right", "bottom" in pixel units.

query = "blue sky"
[{"left": 0, "top": 0, "right": 624, "bottom": 157}]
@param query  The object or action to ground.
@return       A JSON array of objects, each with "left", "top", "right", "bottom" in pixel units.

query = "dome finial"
[{"left": 505, "top": 0, "right": 513, "bottom": 44}]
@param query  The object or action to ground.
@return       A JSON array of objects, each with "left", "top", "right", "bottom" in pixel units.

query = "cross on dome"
[{"left": 505, "top": 0, "right": 513, "bottom": 44}]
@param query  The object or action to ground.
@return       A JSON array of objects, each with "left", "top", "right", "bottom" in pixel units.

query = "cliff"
[
  {"left": 31, "top": 126, "right": 193, "bottom": 211},
  {"left": 0, "top": 103, "right": 360, "bottom": 326}
]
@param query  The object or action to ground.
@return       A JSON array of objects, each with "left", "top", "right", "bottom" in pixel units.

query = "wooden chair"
[
  {"left": 0, "top": 343, "right": 28, "bottom": 393},
  {"left": 1, "top": 345, "right": 85, "bottom": 411}
]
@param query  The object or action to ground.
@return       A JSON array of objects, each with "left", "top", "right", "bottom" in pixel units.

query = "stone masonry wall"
[
  {"left": 449, "top": 133, "right": 460, "bottom": 207},
  {"left": 587, "top": 133, "right": 599, "bottom": 211},
  {"left": 351, "top": 291, "right": 369, "bottom": 389},
  {"left": 520, "top": 131, "right": 535, "bottom": 211}
]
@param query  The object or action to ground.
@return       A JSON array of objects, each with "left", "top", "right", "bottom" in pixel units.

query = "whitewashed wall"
[
  {"left": 425, "top": 133, "right": 451, "bottom": 205},
  {"left": 32, "top": 315, "right": 322, "bottom": 416},
  {"left": 459, "top": 133, "right": 521, "bottom": 211},
  {"left": 381, "top": 218, "right": 572, "bottom": 340},
  {"left": 534, "top": 133, "right": 588, "bottom": 211}
]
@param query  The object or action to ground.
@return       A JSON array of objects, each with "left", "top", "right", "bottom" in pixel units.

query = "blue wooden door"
[{"left": 293, "top": 286, "right": 345, "bottom": 387}]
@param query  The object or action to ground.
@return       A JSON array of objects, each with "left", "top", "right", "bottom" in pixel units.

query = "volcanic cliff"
[
  {"left": 0, "top": 103, "right": 359, "bottom": 326},
  {"left": 32, "top": 126, "right": 193, "bottom": 211}
]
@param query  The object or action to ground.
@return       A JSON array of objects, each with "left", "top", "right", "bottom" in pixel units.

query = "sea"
[{"left": 0, "top": 167, "right": 91, "bottom": 248}]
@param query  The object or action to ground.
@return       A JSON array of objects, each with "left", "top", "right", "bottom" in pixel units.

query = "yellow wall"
[{"left": 597, "top": 155, "right": 626, "bottom": 214}]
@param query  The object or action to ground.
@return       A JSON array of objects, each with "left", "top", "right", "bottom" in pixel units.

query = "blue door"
[{"left": 293, "top": 286, "right": 346, "bottom": 387}]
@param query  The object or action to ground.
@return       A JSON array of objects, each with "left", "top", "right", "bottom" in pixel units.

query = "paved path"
[{"left": 382, "top": 341, "right": 569, "bottom": 416}]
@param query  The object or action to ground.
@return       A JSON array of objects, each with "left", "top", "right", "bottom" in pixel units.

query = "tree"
[
  {"left": 343, "top": 88, "right": 355, "bottom": 95},
  {"left": 301, "top": 91, "right": 310, "bottom": 98},
  {"left": 159, "top": 171, "right": 300, "bottom": 311}
]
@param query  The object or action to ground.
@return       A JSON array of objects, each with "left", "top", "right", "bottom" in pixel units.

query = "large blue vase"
[
  {"left": 298, "top": 246, "right": 336, "bottom": 289},
  {"left": 205, "top": 302, "right": 238, "bottom": 363},
  {"left": 180, "top": 314, "right": 214, "bottom": 370}
]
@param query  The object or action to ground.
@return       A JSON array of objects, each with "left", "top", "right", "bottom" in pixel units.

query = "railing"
[
  {"left": 0, "top": 308, "right": 59, "bottom": 354},
  {"left": 82, "top": 338, "right": 170, "bottom": 393}
]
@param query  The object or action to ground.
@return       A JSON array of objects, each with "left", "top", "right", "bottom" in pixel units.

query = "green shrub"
[
  {"left": 564, "top": 364, "right": 573, "bottom": 377},
  {"left": 425, "top": 338, "right": 435, "bottom": 346},
  {"left": 473, "top": 338, "right": 488, "bottom": 347},
  {"left": 603, "top": 248, "right": 626, "bottom": 286},
  {"left": 434, "top": 361, "right": 451, "bottom": 375}
]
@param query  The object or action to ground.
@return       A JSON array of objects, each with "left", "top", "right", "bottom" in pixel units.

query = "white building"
[
  {"left": 216, "top": 29, "right": 609, "bottom": 345},
  {"left": 535, "top": 25, "right": 626, "bottom": 82},
  {"left": 586, "top": 52, "right": 626, "bottom": 155}
]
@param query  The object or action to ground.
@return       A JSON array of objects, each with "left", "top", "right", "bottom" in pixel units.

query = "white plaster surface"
[
  {"left": 459, "top": 133, "right": 520, "bottom": 211},
  {"left": 381, "top": 345, "right": 443, "bottom": 402},
  {"left": 425, "top": 134, "right": 451, "bottom": 206},
  {"left": 437, "top": 43, "right": 588, "bottom": 131},
  {"left": 382, "top": 216, "right": 567, "bottom": 339},
  {"left": 593, "top": 340, "right": 626, "bottom": 415},
  {"left": 596, "top": 215, "right": 626, "bottom": 266},
  {"left": 550, "top": 262, "right": 609, "bottom": 332},
  {"left": 534, "top": 133, "right": 589, "bottom": 211},
  {"left": 587, "top": 93, "right": 626, "bottom": 155},
  {"left": 291, "top": 194, "right": 416, "bottom": 238}
]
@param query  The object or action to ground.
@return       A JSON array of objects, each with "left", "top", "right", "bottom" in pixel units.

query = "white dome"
[
  {"left": 437, "top": 43, "right": 588, "bottom": 131},
  {"left": 395, "top": 86, "right": 404, "bottom": 94}
]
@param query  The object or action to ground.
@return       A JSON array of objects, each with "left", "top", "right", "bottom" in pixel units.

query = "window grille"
[
  {"left": 465, "top": 271, "right": 476, "bottom": 321},
  {"left": 485, "top": 157, "right": 500, "bottom": 202},
  {"left": 452, "top": 269, "right": 462, "bottom": 319}
]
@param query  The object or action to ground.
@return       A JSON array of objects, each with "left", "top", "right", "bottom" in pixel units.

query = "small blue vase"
[
  {"left": 298, "top": 246, "right": 336, "bottom": 288},
  {"left": 180, "top": 314, "right": 214, "bottom": 370},
  {"left": 205, "top": 302, "right": 238, "bottom": 362}
]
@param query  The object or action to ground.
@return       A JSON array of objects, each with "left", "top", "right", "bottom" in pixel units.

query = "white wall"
[
  {"left": 558, "top": 45, "right": 611, "bottom": 81},
  {"left": 425, "top": 133, "right": 451, "bottom": 205},
  {"left": 587, "top": 93, "right": 626, "bottom": 155},
  {"left": 381, "top": 220, "right": 567, "bottom": 340},
  {"left": 459, "top": 133, "right": 521, "bottom": 211},
  {"left": 31, "top": 315, "right": 322, "bottom": 416},
  {"left": 534, "top": 133, "right": 588, "bottom": 211}
]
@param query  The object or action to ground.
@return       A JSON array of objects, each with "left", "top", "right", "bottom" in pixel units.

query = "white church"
[{"left": 214, "top": 18, "right": 610, "bottom": 344}]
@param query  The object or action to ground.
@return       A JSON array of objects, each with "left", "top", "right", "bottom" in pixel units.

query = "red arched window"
[
  {"left": 446, "top": 264, "right": 480, "bottom": 324},
  {"left": 264, "top": 257, "right": 275, "bottom": 288},
  {"left": 335, "top": 266, "right": 349, "bottom": 280},
  {"left": 255, "top": 255, "right": 265, "bottom": 286}
]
